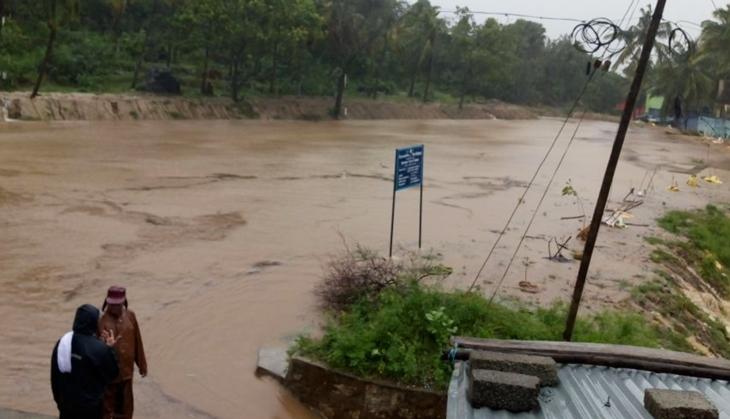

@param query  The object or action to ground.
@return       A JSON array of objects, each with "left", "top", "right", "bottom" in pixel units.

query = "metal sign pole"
[
  {"left": 418, "top": 181, "right": 423, "bottom": 250},
  {"left": 389, "top": 152, "right": 397, "bottom": 258},
  {"left": 390, "top": 144, "right": 424, "bottom": 258},
  {"left": 418, "top": 145, "right": 425, "bottom": 250}
]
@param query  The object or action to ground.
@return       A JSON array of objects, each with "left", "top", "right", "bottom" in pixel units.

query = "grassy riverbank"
[
  {"left": 634, "top": 204, "right": 730, "bottom": 357},
  {"left": 293, "top": 205, "right": 730, "bottom": 389},
  {"left": 295, "top": 286, "right": 676, "bottom": 389},
  {"left": 292, "top": 247, "right": 687, "bottom": 389}
]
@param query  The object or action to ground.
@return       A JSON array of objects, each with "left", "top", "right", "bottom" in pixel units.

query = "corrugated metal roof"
[{"left": 447, "top": 362, "right": 730, "bottom": 419}]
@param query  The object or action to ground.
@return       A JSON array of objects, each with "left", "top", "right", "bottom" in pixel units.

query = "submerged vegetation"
[{"left": 294, "top": 246, "right": 685, "bottom": 389}]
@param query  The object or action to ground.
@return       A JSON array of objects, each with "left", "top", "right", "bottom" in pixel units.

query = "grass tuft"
[{"left": 656, "top": 205, "right": 730, "bottom": 296}]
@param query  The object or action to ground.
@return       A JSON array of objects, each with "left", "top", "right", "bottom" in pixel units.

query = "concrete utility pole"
[{"left": 563, "top": 0, "right": 667, "bottom": 341}]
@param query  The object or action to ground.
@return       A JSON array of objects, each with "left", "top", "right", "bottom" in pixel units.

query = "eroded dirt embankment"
[
  {"left": 2, "top": 92, "right": 249, "bottom": 121},
  {"left": 1, "top": 92, "right": 537, "bottom": 121}
]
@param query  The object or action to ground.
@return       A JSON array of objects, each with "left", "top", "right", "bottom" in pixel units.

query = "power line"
[
  {"left": 439, "top": 10, "right": 585, "bottom": 23},
  {"left": 479, "top": 2, "right": 639, "bottom": 300},
  {"left": 625, "top": 0, "right": 642, "bottom": 28},
  {"left": 467, "top": 70, "right": 597, "bottom": 293},
  {"left": 675, "top": 20, "right": 703, "bottom": 29},
  {"left": 619, "top": 0, "right": 639, "bottom": 27},
  {"left": 488, "top": 106, "right": 592, "bottom": 303},
  {"left": 437, "top": 9, "right": 703, "bottom": 33}
]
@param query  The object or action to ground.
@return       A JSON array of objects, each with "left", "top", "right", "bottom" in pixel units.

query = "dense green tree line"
[
  {"left": 611, "top": 5, "right": 730, "bottom": 117},
  {"left": 647, "top": 5, "right": 730, "bottom": 116},
  {"left": 0, "top": 1, "right": 727, "bottom": 117}
]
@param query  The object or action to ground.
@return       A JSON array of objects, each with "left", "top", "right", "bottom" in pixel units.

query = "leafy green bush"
[
  {"left": 0, "top": 50, "right": 41, "bottom": 89},
  {"left": 0, "top": 19, "right": 44, "bottom": 89},
  {"left": 50, "top": 31, "right": 121, "bottom": 86},
  {"left": 296, "top": 62, "right": 333, "bottom": 96}
]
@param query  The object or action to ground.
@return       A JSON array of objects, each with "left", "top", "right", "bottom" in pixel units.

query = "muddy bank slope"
[
  {"left": 250, "top": 96, "right": 536, "bottom": 120},
  {"left": 2, "top": 92, "right": 249, "bottom": 121},
  {"left": 1, "top": 92, "right": 536, "bottom": 121}
]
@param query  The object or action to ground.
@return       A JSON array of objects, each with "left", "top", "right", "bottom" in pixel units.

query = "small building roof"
[{"left": 447, "top": 362, "right": 730, "bottom": 419}]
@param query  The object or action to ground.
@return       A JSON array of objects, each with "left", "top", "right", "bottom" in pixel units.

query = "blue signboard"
[{"left": 395, "top": 145, "right": 424, "bottom": 191}]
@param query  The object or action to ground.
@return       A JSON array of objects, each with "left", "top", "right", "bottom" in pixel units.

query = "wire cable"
[
  {"left": 571, "top": 18, "right": 625, "bottom": 58},
  {"left": 436, "top": 9, "right": 702, "bottom": 36},
  {"left": 618, "top": 0, "right": 639, "bottom": 28},
  {"left": 484, "top": 1, "right": 642, "bottom": 301},
  {"left": 466, "top": 71, "right": 597, "bottom": 292},
  {"left": 468, "top": 3, "right": 642, "bottom": 293},
  {"left": 668, "top": 26, "right": 695, "bottom": 56},
  {"left": 488, "top": 105, "right": 592, "bottom": 303},
  {"left": 438, "top": 10, "right": 585, "bottom": 23},
  {"left": 625, "top": 0, "right": 642, "bottom": 30}
]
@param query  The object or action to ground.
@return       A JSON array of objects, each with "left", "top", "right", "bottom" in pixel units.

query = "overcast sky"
[{"left": 427, "top": 0, "right": 728, "bottom": 39}]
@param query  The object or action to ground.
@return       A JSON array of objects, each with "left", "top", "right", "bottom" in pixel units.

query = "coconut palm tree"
[
  {"left": 699, "top": 5, "right": 730, "bottom": 78},
  {"left": 31, "top": 0, "right": 80, "bottom": 98},
  {"left": 398, "top": 0, "right": 437, "bottom": 98},
  {"left": 650, "top": 50, "right": 714, "bottom": 118},
  {"left": 450, "top": 8, "right": 476, "bottom": 109},
  {"left": 110, "top": 0, "right": 128, "bottom": 54},
  {"left": 418, "top": 5, "right": 441, "bottom": 103},
  {"left": 613, "top": 5, "right": 671, "bottom": 75},
  {"left": 326, "top": 0, "right": 400, "bottom": 118}
]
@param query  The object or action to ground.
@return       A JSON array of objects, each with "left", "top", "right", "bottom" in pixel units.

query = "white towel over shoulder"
[{"left": 57, "top": 331, "right": 73, "bottom": 373}]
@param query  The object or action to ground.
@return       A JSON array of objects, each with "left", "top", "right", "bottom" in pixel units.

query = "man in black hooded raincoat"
[{"left": 51, "top": 304, "right": 120, "bottom": 419}]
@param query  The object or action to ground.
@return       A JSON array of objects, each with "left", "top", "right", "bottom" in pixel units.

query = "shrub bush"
[
  {"left": 0, "top": 19, "right": 44, "bottom": 89},
  {"left": 315, "top": 245, "right": 451, "bottom": 312},
  {"left": 50, "top": 31, "right": 120, "bottom": 86},
  {"left": 0, "top": 51, "right": 41, "bottom": 89}
]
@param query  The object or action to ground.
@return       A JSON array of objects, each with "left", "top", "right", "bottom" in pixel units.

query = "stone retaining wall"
[{"left": 286, "top": 356, "right": 446, "bottom": 419}]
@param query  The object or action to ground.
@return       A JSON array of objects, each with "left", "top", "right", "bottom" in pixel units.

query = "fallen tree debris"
[
  {"left": 546, "top": 236, "right": 572, "bottom": 262},
  {"left": 687, "top": 175, "right": 699, "bottom": 188},
  {"left": 518, "top": 281, "right": 540, "bottom": 294},
  {"left": 668, "top": 179, "right": 680, "bottom": 192}
]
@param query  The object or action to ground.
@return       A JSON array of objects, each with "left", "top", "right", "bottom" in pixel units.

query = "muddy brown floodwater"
[{"left": 0, "top": 119, "right": 728, "bottom": 419}]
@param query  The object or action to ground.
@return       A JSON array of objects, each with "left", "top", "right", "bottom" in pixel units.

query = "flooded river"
[{"left": 1, "top": 119, "right": 728, "bottom": 418}]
